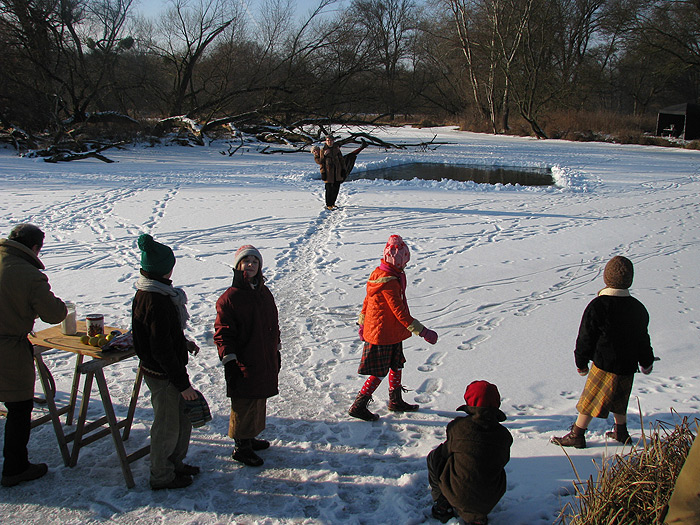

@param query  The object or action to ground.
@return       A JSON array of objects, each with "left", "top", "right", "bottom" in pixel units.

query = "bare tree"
[
  {"left": 150, "top": 0, "right": 244, "bottom": 116},
  {"left": 0, "top": 0, "right": 136, "bottom": 129},
  {"left": 344, "top": 0, "right": 418, "bottom": 118}
]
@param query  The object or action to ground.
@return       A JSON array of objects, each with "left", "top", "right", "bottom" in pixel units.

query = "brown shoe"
[
  {"left": 349, "top": 393, "right": 379, "bottom": 421},
  {"left": 606, "top": 427, "right": 631, "bottom": 444},
  {"left": 388, "top": 387, "right": 419, "bottom": 412},
  {"left": 551, "top": 425, "right": 586, "bottom": 449}
]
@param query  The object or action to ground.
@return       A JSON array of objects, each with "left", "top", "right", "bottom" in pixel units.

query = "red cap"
[{"left": 463, "top": 380, "right": 501, "bottom": 408}]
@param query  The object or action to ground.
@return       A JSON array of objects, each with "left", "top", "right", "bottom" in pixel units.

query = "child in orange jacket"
[{"left": 349, "top": 235, "right": 438, "bottom": 421}]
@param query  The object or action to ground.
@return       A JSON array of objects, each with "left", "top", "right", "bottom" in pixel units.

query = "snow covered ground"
[{"left": 0, "top": 127, "right": 699, "bottom": 524}]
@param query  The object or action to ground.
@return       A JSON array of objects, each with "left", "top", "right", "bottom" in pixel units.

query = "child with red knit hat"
[
  {"left": 349, "top": 234, "right": 439, "bottom": 421},
  {"left": 427, "top": 380, "right": 513, "bottom": 524}
]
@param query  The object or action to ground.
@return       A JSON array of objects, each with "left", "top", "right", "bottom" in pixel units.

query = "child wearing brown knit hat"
[{"left": 551, "top": 255, "right": 655, "bottom": 449}]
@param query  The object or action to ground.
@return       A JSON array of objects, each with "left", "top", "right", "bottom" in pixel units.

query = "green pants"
[{"left": 144, "top": 375, "right": 192, "bottom": 486}]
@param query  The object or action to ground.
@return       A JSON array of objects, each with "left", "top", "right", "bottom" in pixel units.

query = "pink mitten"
[{"left": 419, "top": 327, "right": 438, "bottom": 345}]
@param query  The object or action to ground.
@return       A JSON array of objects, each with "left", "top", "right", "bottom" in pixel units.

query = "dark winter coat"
[
  {"left": 574, "top": 290, "right": 654, "bottom": 375},
  {"left": 214, "top": 269, "right": 281, "bottom": 399},
  {"left": 314, "top": 144, "right": 347, "bottom": 183},
  {"left": 132, "top": 276, "right": 191, "bottom": 393},
  {"left": 437, "top": 405, "right": 513, "bottom": 521},
  {"left": 0, "top": 239, "right": 67, "bottom": 402}
]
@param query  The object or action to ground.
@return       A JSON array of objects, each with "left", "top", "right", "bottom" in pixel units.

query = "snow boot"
[
  {"left": 431, "top": 494, "right": 455, "bottom": 523},
  {"left": 232, "top": 439, "right": 264, "bottom": 466},
  {"left": 606, "top": 424, "right": 631, "bottom": 444},
  {"left": 551, "top": 424, "right": 586, "bottom": 449},
  {"left": 388, "top": 387, "right": 419, "bottom": 412},
  {"left": 348, "top": 393, "right": 379, "bottom": 421},
  {"left": 251, "top": 438, "right": 271, "bottom": 451}
]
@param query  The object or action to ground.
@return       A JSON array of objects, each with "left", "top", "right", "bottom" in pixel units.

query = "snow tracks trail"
[{"left": 227, "top": 201, "right": 443, "bottom": 524}]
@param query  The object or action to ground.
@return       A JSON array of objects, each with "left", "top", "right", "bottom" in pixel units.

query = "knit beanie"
[
  {"left": 603, "top": 255, "right": 634, "bottom": 289},
  {"left": 463, "top": 380, "right": 501, "bottom": 408},
  {"left": 383, "top": 235, "right": 410, "bottom": 269},
  {"left": 137, "top": 233, "right": 175, "bottom": 277},
  {"left": 234, "top": 245, "right": 263, "bottom": 271}
]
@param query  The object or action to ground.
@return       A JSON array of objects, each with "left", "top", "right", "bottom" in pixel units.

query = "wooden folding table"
[{"left": 28, "top": 322, "right": 149, "bottom": 488}]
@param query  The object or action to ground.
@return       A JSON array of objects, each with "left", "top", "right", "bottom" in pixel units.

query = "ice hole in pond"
[{"left": 349, "top": 163, "right": 554, "bottom": 186}]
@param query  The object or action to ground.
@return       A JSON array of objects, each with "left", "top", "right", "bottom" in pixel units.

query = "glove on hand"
[
  {"left": 577, "top": 368, "right": 589, "bottom": 376},
  {"left": 420, "top": 327, "right": 438, "bottom": 345},
  {"left": 358, "top": 325, "right": 364, "bottom": 341},
  {"left": 641, "top": 364, "right": 653, "bottom": 375}
]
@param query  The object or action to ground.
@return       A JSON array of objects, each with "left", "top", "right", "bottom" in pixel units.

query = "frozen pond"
[{"left": 350, "top": 162, "right": 554, "bottom": 186}]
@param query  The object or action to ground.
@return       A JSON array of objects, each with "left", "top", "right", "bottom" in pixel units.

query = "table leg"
[
  {"left": 33, "top": 353, "right": 71, "bottom": 466},
  {"left": 94, "top": 369, "right": 136, "bottom": 489},
  {"left": 65, "top": 354, "right": 84, "bottom": 426},
  {"left": 69, "top": 371, "right": 95, "bottom": 468},
  {"left": 121, "top": 366, "right": 144, "bottom": 441}
]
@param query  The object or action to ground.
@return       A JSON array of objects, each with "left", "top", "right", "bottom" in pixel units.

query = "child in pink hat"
[{"left": 349, "top": 235, "right": 439, "bottom": 421}]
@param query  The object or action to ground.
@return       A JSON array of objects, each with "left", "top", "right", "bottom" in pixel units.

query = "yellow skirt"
[{"left": 576, "top": 363, "right": 634, "bottom": 418}]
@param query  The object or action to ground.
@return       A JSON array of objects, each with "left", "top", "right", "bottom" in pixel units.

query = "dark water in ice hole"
[{"left": 348, "top": 162, "right": 554, "bottom": 186}]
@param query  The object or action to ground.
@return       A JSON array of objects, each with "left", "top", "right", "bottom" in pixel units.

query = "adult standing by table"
[
  {"left": 132, "top": 233, "right": 201, "bottom": 490},
  {"left": 312, "top": 135, "right": 366, "bottom": 210},
  {"left": 0, "top": 223, "right": 67, "bottom": 487}
]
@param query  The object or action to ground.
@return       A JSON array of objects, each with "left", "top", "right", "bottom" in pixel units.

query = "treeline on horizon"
[{"left": 1, "top": 0, "right": 698, "bottom": 141}]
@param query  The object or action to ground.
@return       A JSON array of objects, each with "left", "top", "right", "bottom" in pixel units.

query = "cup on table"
[
  {"left": 86, "top": 314, "right": 105, "bottom": 337},
  {"left": 60, "top": 302, "right": 77, "bottom": 335}
]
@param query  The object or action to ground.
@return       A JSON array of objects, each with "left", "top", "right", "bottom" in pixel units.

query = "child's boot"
[
  {"left": 606, "top": 424, "right": 631, "bottom": 444},
  {"left": 431, "top": 494, "right": 455, "bottom": 523},
  {"left": 551, "top": 424, "right": 586, "bottom": 448},
  {"left": 232, "top": 439, "right": 264, "bottom": 466},
  {"left": 349, "top": 393, "right": 379, "bottom": 421},
  {"left": 388, "top": 387, "right": 419, "bottom": 412}
]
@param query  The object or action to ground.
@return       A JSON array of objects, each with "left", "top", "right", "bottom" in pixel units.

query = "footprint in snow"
[
  {"left": 457, "top": 334, "right": 489, "bottom": 351},
  {"left": 417, "top": 351, "right": 447, "bottom": 372}
]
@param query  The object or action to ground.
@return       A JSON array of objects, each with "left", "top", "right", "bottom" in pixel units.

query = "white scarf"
[
  {"left": 598, "top": 287, "right": 631, "bottom": 297},
  {"left": 135, "top": 275, "right": 190, "bottom": 328}
]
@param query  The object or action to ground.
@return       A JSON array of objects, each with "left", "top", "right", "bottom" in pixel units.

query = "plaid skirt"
[
  {"left": 358, "top": 342, "right": 406, "bottom": 377},
  {"left": 228, "top": 397, "right": 267, "bottom": 439},
  {"left": 576, "top": 363, "right": 635, "bottom": 418}
]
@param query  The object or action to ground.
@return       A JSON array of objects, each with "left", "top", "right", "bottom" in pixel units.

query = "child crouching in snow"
[
  {"left": 427, "top": 380, "right": 513, "bottom": 524},
  {"left": 551, "top": 255, "right": 655, "bottom": 449},
  {"left": 349, "top": 234, "right": 438, "bottom": 421}
]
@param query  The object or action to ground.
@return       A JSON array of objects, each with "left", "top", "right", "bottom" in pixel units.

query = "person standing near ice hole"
[
  {"left": 214, "top": 245, "right": 281, "bottom": 467},
  {"left": 349, "top": 234, "right": 439, "bottom": 421},
  {"left": 312, "top": 134, "right": 366, "bottom": 210}
]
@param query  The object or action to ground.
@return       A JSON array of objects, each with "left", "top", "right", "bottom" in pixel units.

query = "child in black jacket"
[{"left": 552, "top": 256, "right": 655, "bottom": 448}]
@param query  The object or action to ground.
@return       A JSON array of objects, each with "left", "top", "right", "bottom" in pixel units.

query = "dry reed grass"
[{"left": 556, "top": 409, "right": 697, "bottom": 525}]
